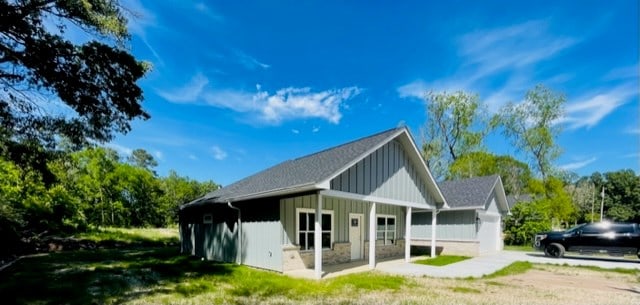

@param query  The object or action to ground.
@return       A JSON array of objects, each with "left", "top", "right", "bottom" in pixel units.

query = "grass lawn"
[
  {"left": 2, "top": 228, "right": 637, "bottom": 305},
  {"left": 74, "top": 227, "right": 179, "bottom": 245},
  {"left": 504, "top": 245, "right": 535, "bottom": 252},
  {"left": 413, "top": 255, "right": 470, "bottom": 266},
  {"left": 0, "top": 247, "right": 411, "bottom": 305},
  {"left": 1, "top": 247, "right": 637, "bottom": 305}
]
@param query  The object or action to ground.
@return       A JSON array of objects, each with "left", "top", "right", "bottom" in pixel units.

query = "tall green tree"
[
  {"left": 495, "top": 85, "right": 565, "bottom": 180},
  {"left": 116, "top": 163, "right": 163, "bottom": 227},
  {"left": 0, "top": 0, "right": 149, "bottom": 168},
  {"left": 159, "top": 170, "right": 218, "bottom": 224},
  {"left": 421, "top": 91, "right": 488, "bottom": 179},
  {"left": 448, "top": 151, "right": 532, "bottom": 195},
  {"left": 127, "top": 148, "right": 158, "bottom": 172},
  {"left": 59, "top": 147, "right": 122, "bottom": 226}
]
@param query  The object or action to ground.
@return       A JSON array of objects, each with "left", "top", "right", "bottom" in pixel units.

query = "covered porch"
[{"left": 301, "top": 189, "right": 440, "bottom": 279}]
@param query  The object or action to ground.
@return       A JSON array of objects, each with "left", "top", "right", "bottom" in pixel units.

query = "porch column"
[
  {"left": 431, "top": 209, "right": 437, "bottom": 258},
  {"left": 315, "top": 193, "right": 323, "bottom": 279},
  {"left": 405, "top": 207, "right": 412, "bottom": 262},
  {"left": 369, "top": 202, "right": 376, "bottom": 269}
]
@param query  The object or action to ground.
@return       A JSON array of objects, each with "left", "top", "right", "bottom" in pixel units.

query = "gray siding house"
[
  {"left": 179, "top": 127, "right": 447, "bottom": 278},
  {"left": 412, "top": 175, "right": 510, "bottom": 256}
]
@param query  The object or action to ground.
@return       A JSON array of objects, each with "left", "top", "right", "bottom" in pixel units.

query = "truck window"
[
  {"left": 581, "top": 224, "right": 605, "bottom": 234},
  {"left": 611, "top": 224, "right": 634, "bottom": 234}
]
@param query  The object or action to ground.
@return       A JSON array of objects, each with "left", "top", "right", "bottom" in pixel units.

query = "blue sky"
[{"left": 110, "top": 0, "right": 638, "bottom": 186}]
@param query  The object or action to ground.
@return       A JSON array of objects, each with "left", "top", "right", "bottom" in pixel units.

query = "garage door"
[{"left": 477, "top": 213, "right": 501, "bottom": 254}]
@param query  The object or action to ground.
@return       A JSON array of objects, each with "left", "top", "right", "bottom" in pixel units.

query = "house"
[
  {"left": 411, "top": 175, "right": 510, "bottom": 256},
  {"left": 179, "top": 127, "right": 447, "bottom": 278}
]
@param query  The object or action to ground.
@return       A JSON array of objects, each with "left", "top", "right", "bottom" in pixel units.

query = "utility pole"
[
  {"left": 590, "top": 183, "right": 595, "bottom": 223},
  {"left": 599, "top": 186, "right": 605, "bottom": 222}
]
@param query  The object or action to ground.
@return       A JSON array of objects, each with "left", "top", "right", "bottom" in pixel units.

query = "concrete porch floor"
[{"left": 284, "top": 256, "right": 416, "bottom": 279}]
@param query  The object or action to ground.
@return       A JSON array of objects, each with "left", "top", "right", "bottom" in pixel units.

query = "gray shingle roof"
[
  {"left": 185, "top": 127, "right": 405, "bottom": 206},
  {"left": 437, "top": 175, "right": 500, "bottom": 208},
  {"left": 506, "top": 194, "right": 533, "bottom": 208}
]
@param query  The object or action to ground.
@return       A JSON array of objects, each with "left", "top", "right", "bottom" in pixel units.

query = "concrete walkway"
[
  {"left": 287, "top": 251, "right": 640, "bottom": 279},
  {"left": 377, "top": 251, "right": 640, "bottom": 278}
]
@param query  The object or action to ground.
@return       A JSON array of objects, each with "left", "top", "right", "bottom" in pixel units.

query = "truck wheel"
[{"left": 544, "top": 243, "right": 565, "bottom": 258}]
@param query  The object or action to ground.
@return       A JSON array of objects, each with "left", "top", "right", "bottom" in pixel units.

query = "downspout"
[{"left": 227, "top": 201, "right": 242, "bottom": 265}]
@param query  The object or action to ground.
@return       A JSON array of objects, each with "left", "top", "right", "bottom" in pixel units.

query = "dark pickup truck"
[{"left": 534, "top": 222, "right": 640, "bottom": 258}]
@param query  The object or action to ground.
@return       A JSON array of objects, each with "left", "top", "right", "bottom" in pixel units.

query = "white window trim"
[
  {"left": 376, "top": 214, "right": 396, "bottom": 246},
  {"left": 203, "top": 213, "right": 213, "bottom": 224},
  {"left": 296, "top": 208, "right": 334, "bottom": 251}
]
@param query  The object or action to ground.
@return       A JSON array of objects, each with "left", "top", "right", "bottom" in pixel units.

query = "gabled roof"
[
  {"left": 438, "top": 175, "right": 509, "bottom": 213},
  {"left": 182, "top": 127, "right": 446, "bottom": 208},
  {"left": 506, "top": 194, "right": 534, "bottom": 209}
]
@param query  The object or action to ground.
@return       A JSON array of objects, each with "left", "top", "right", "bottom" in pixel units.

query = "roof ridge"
[{"left": 291, "top": 126, "right": 405, "bottom": 161}]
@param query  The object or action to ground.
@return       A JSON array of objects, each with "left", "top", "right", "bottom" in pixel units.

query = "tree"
[
  {"left": 127, "top": 148, "right": 158, "bottom": 172},
  {"left": 116, "top": 163, "right": 163, "bottom": 227},
  {"left": 421, "top": 91, "right": 488, "bottom": 179},
  {"left": 603, "top": 169, "right": 640, "bottom": 222},
  {"left": 495, "top": 85, "right": 565, "bottom": 180},
  {"left": 566, "top": 177, "right": 597, "bottom": 223},
  {"left": 503, "top": 200, "right": 550, "bottom": 245},
  {"left": 59, "top": 146, "right": 121, "bottom": 226},
  {"left": 159, "top": 170, "right": 218, "bottom": 224},
  {"left": 448, "top": 152, "right": 532, "bottom": 195},
  {"left": 1, "top": 0, "right": 149, "bottom": 158}
]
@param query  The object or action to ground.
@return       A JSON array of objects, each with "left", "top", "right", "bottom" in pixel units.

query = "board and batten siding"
[
  {"left": 485, "top": 194, "right": 500, "bottom": 214},
  {"left": 280, "top": 194, "right": 406, "bottom": 245},
  {"left": 412, "top": 210, "right": 477, "bottom": 240},
  {"left": 329, "top": 140, "right": 434, "bottom": 205}
]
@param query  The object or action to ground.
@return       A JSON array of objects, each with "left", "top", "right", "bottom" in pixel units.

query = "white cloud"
[
  {"left": 622, "top": 152, "right": 640, "bottom": 159},
  {"left": 234, "top": 50, "right": 270, "bottom": 70},
  {"left": 397, "top": 80, "right": 429, "bottom": 99},
  {"left": 457, "top": 21, "right": 576, "bottom": 79},
  {"left": 211, "top": 146, "right": 228, "bottom": 160},
  {"left": 626, "top": 127, "right": 640, "bottom": 134},
  {"left": 291, "top": 129, "right": 300, "bottom": 134},
  {"left": 559, "top": 157, "right": 597, "bottom": 171},
  {"left": 194, "top": 2, "right": 224, "bottom": 22},
  {"left": 156, "top": 73, "right": 209, "bottom": 103},
  {"left": 312, "top": 126, "right": 320, "bottom": 133},
  {"left": 121, "top": 0, "right": 164, "bottom": 65},
  {"left": 105, "top": 143, "right": 133, "bottom": 156},
  {"left": 603, "top": 64, "right": 639, "bottom": 81},
  {"left": 162, "top": 74, "right": 362, "bottom": 124},
  {"left": 154, "top": 150, "right": 163, "bottom": 160},
  {"left": 122, "top": 0, "right": 157, "bottom": 38},
  {"left": 188, "top": 154, "right": 198, "bottom": 160},
  {"left": 398, "top": 20, "right": 577, "bottom": 111},
  {"left": 559, "top": 84, "right": 636, "bottom": 130}
]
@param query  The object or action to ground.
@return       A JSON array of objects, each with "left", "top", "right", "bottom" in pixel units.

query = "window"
[
  {"left": 377, "top": 215, "right": 396, "bottom": 245},
  {"left": 297, "top": 209, "right": 333, "bottom": 250},
  {"left": 582, "top": 224, "right": 605, "bottom": 234},
  {"left": 203, "top": 214, "right": 213, "bottom": 224}
]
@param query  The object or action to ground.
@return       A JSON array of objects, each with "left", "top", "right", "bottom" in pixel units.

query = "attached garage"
[{"left": 411, "top": 175, "right": 510, "bottom": 256}]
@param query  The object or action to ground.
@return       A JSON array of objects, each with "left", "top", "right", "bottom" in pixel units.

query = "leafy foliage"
[
  {"left": 448, "top": 151, "right": 532, "bottom": 195},
  {"left": 0, "top": 0, "right": 149, "bottom": 148},
  {"left": 420, "top": 91, "right": 489, "bottom": 179},
  {"left": 503, "top": 201, "right": 551, "bottom": 245},
  {"left": 494, "top": 85, "right": 565, "bottom": 179},
  {"left": 0, "top": 147, "right": 218, "bottom": 256}
]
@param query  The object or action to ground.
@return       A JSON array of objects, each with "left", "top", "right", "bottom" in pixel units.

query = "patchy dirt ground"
[{"left": 398, "top": 264, "right": 640, "bottom": 305}]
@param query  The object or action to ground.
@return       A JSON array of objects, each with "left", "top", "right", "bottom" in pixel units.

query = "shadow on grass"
[
  {"left": 0, "top": 247, "right": 234, "bottom": 305},
  {"left": 525, "top": 252, "right": 640, "bottom": 264}
]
